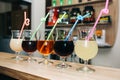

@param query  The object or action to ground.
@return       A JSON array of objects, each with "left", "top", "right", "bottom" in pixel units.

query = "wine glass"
[
  {"left": 53, "top": 40, "right": 74, "bottom": 68},
  {"left": 10, "top": 30, "right": 23, "bottom": 61},
  {"left": 74, "top": 39, "right": 98, "bottom": 72},
  {"left": 22, "top": 30, "right": 37, "bottom": 63},
  {"left": 37, "top": 33, "right": 54, "bottom": 65}
]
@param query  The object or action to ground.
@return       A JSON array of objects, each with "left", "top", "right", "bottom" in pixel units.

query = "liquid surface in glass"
[
  {"left": 10, "top": 39, "right": 23, "bottom": 52},
  {"left": 54, "top": 41, "right": 74, "bottom": 57},
  {"left": 75, "top": 40, "right": 98, "bottom": 60},
  {"left": 37, "top": 40, "right": 54, "bottom": 56},
  {"left": 22, "top": 41, "right": 37, "bottom": 52}
]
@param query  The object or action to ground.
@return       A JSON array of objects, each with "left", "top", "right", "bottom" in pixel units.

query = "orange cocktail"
[{"left": 37, "top": 40, "right": 54, "bottom": 64}]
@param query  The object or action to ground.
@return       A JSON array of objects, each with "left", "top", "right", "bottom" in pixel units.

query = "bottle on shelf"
[
  {"left": 69, "top": 8, "right": 81, "bottom": 24},
  {"left": 47, "top": 8, "right": 59, "bottom": 26},
  {"left": 83, "top": 6, "right": 95, "bottom": 23},
  {"left": 78, "top": 0, "right": 82, "bottom": 2},
  {"left": 58, "top": 9, "right": 69, "bottom": 24},
  {"left": 52, "top": 0, "right": 57, "bottom": 6},
  {"left": 68, "top": 0, "right": 72, "bottom": 5},
  {"left": 60, "top": 0, "right": 64, "bottom": 6}
]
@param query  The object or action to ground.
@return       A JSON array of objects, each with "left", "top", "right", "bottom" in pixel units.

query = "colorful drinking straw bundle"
[
  {"left": 29, "top": 11, "right": 66, "bottom": 41},
  {"left": 18, "top": 11, "right": 50, "bottom": 40},
  {"left": 18, "top": 0, "right": 110, "bottom": 45},
  {"left": 17, "top": 0, "right": 110, "bottom": 65},
  {"left": 20, "top": 0, "right": 109, "bottom": 43},
  {"left": 64, "top": 0, "right": 110, "bottom": 41}
]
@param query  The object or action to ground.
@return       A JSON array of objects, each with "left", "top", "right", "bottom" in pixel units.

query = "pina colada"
[
  {"left": 10, "top": 39, "right": 23, "bottom": 52},
  {"left": 75, "top": 40, "right": 98, "bottom": 61}
]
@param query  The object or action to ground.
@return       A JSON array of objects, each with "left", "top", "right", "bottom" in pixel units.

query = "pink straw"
[
  {"left": 86, "top": 0, "right": 109, "bottom": 41},
  {"left": 105, "top": 0, "right": 109, "bottom": 9},
  {"left": 18, "top": 11, "right": 30, "bottom": 39}
]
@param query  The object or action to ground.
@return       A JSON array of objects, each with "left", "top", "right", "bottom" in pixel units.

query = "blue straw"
[{"left": 64, "top": 13, "right": 90, "bottom": 41}]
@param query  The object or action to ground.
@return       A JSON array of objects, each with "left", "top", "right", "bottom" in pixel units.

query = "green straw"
[
  {"left": 46, "top": 12, "right": 66, "bottom": 40},
  {"left": 30, "top": 12, "right": 50, "bottom": 40},
  {"left": 39, "top": 12, "right": 66, "bottom": 54}
]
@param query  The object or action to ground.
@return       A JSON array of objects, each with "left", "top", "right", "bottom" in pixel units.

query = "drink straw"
[
  {"left": 105, "top": 0, "right": 109, "bottom": 9},
  {"left": 39, "top": 12, "right": 66, "bottom": 53},
  {"left": 86, "top": 0, "right": 109, "bottom": 41},
  {"left": 64, "top": 13, "right": 90, "bottom": 41},
  {"left": 46, "top": 12, "right": 66, "bottom": 40},
  {"left": 18, "top": 11, "right": 30, "bottom": 39},
  {"left": 30, "top": 12, "right": 50, "bottom": 40}
]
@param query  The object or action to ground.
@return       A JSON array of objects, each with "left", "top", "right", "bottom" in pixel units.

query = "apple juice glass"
[{"left": 75, "top": 39, "right": 98, "bottom": 72}]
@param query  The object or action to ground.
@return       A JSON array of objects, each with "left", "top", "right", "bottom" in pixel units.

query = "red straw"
[{"left": 18, "top": 11, "right": 30, "bottom": 39}]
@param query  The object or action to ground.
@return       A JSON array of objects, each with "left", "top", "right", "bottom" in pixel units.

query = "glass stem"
[
  {"left": 43, "top": 55, "right": 49, "bottom": 64},
  {"left": 61, "top": 57, "right": 66, "bottom": 65},
  {"left": 84, "top": 60, "right": 88, "bottom": 68},
  {"left": 28, "top": 53, "right": 32, "bottom": 61},
  {"left": 44, "top": 56, "right": 48, "bottom": 60},
  {"left": 83, "top": 60, "right": 95, "bottom": 72},
  {"left": 16, "top": 52, "right": 19, "bottom": 59}
]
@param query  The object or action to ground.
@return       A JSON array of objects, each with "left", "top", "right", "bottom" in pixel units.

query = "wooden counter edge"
[{"left": 0, "top": 66, "right": 49, "bottom": 80}]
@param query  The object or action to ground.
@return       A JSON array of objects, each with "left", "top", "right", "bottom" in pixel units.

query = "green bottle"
[
  {"left": 68, "top": 0, "right": 72, "bottom": 5},
  {"left": 60, "top": 0, "right": 64, "bottom": 5},
  {"left": 52, "top": 0, "right": 56, "bottom": 6}
]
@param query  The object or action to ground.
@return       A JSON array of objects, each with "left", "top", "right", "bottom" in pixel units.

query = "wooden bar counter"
[{"left": 0, "top": 52, "right": 120, "bottom": 80}]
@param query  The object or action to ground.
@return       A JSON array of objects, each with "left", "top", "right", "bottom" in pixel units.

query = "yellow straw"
[
  {"left": 46, "top": 12, "right": 66, "bottom": 40},
  {"left": 39, "top": 12, "right": 66, "bottom": 53}
]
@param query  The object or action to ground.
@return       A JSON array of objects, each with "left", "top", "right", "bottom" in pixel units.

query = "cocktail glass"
[
  {"left": 74, "top": 39, "right": 98, "bottom": 72},
  {"left": 10, "top": 30, "right": 23, "bottom": 61},
  {"left": 37, "top": 32, "right": 54, "bottom": 65},
  {"left": 53, "top": 41, "right": 74, "bottom": 68},
  {"left": 37, "top": 40, "right": 54, "bottom": 65},
  {"left": 22, "top": 30, "right": 37, "bottom": 62}
]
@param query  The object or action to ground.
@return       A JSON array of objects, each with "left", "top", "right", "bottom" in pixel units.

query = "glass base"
[
  {"left": 56, "top": 63, "right": 72, "bottom": 69},
  {"left": 23, "top": 57, "right": 37, "bottom": 63},
  {"left": 11, "top": 56, "right": 23, "bottom": 61},
  {"left": 38, "top": 59, "right": 53, "bottom": 65},
  {"left": 77, "top": 66, "right": 95, "bottom": 73}
]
